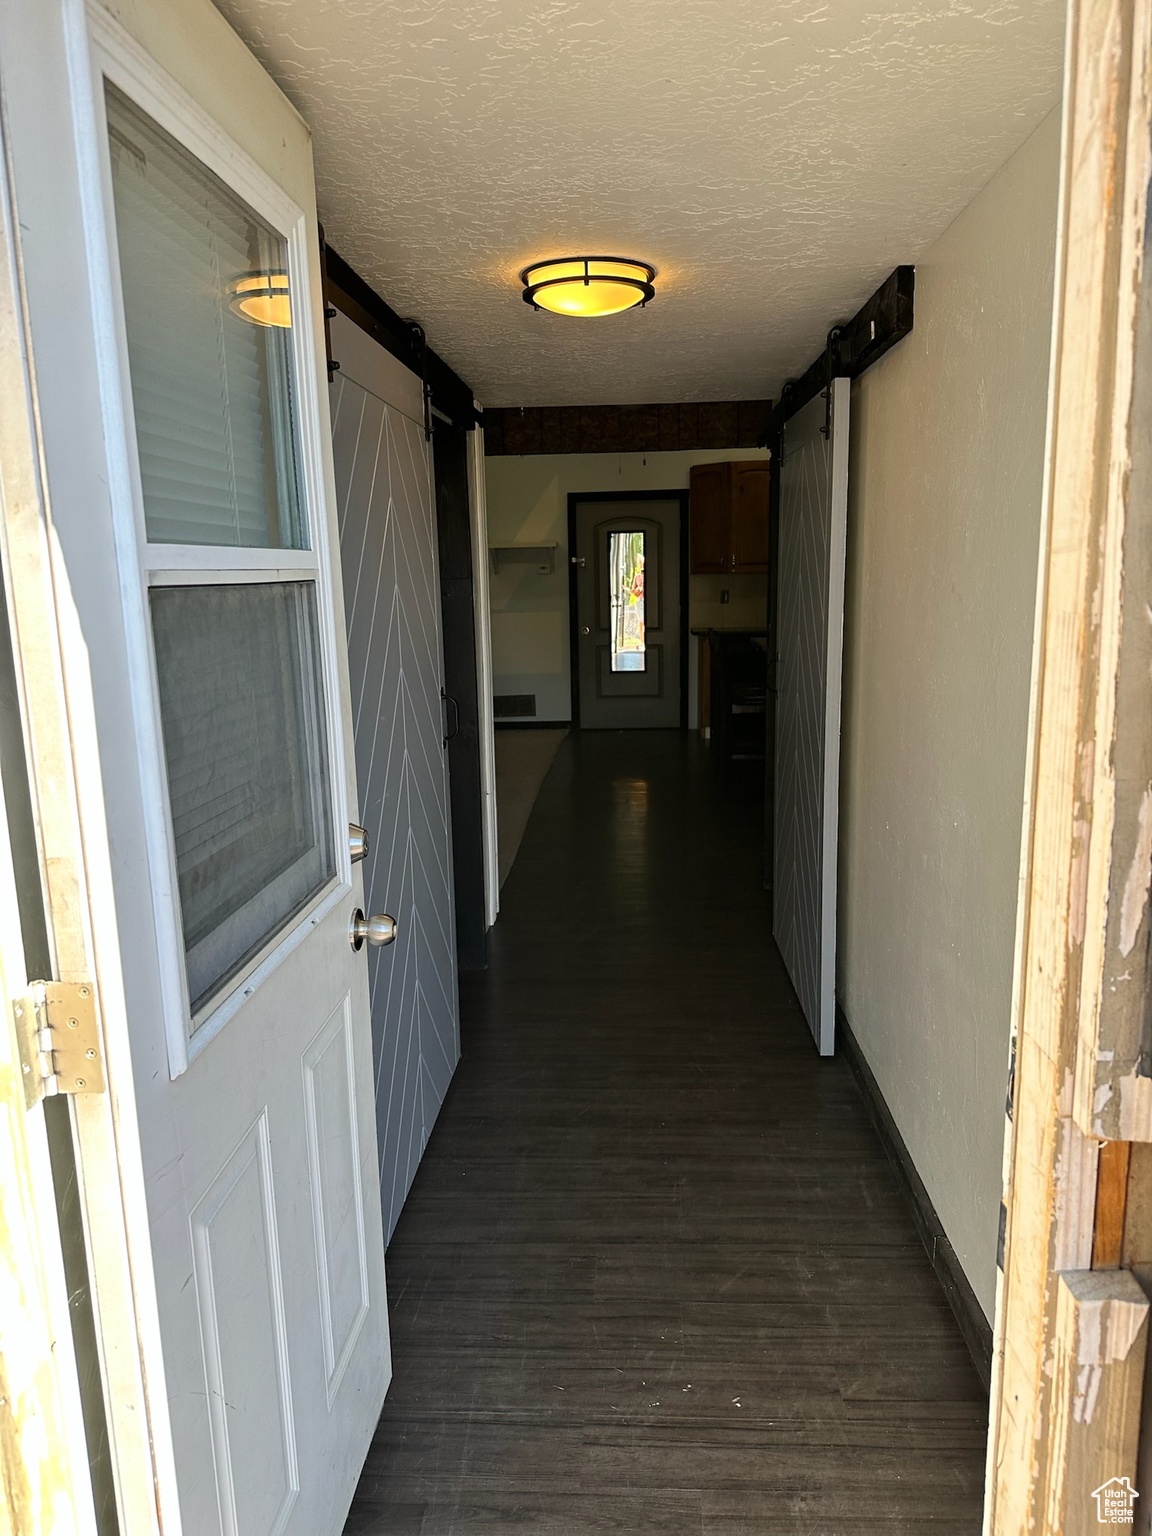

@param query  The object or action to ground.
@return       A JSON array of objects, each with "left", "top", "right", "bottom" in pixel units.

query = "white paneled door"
[
  {"left": 22, "top": 6, "right": 392, "bottom": 1533},
  {"left": 773, "top": 381, "right": 850, "bottom": 1056},
  {"left": 329, "top": 312, "right": 461, "bottom": 1242}
]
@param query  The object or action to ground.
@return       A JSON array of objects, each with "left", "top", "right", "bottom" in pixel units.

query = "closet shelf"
[{"left": 489, "top": 543, "right": 557, "bottom": 574}]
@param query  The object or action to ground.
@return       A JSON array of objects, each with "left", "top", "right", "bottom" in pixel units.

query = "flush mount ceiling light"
[
  {"left": 520, "top": 257, "right": 656, "bottom": 317},
  {"left": 227, "top": 269, "right": 292, "bottom": 328}
]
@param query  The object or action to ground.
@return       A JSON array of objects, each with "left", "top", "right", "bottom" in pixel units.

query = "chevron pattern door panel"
[
  {"left": 773, "top": 381, "right": 850, "bottom": 1056},
  {"left": 329, "top": 314, "right": 461, "bottom": 1242}
]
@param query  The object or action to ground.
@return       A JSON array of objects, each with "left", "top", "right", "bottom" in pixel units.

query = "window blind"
[
  {"left": 105, "top": 84, "right": 304, "bottom": 550},
  {"left": 150, "top": 582, "right": 334, "bottom": 1011}
]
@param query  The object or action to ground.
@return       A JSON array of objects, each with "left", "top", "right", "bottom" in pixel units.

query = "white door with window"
[{"left": 35, "top": 8, "right": 391, "bottom": 1533}]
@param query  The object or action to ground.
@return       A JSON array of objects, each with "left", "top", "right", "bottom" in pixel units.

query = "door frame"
[
  {"left": 434, "top": 417, "right": 488, "bottom": 968},
  {"left": 0, "top": 72, "right": 104, "bottom": 1534},
  {"left": 772, "top": 382, "right": 850, "bottom": 1058},
  {"left": 987, "top": 0, "right": 1152, "bottom": 1520},
  {"left": 0, "top": 3, "right": 186, "bottom": 1525},
  {"left": 566, "top": 489, "right": 689, "bottom": 729}
]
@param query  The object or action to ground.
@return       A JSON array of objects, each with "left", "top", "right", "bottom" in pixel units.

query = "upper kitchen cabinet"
[{"left": 689, "top": 460, "right": 771, "bottom": 574}]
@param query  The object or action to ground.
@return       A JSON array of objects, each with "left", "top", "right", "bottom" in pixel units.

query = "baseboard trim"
[
  {"left": 494, "top": 720, "right": 572, "bottom": 730},
  {"left": 836, "top": 1004, "right": 993, "bottom": 1392}
]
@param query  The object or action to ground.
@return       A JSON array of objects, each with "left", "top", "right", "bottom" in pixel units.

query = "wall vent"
[{"left": 494, "top": 693, "right": 537, "bottom": 718}]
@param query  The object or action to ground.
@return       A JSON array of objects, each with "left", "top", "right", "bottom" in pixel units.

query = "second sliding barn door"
[
  {"left": 329, "top": 311, "right": 460, "bottom": 1240},
  {"left": 773, "top": 381, "right": 850, "bottom": 1056}
]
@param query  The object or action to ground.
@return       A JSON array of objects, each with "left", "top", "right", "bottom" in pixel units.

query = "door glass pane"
[
  {"left": 150, "top": 582, "right": 335, "bottom": 1015},
  {"left": 609, "top": 530, "right": 646, "bottom": 672},
  {"left": 105, "top": 85, "right": 306, "bottom": 549}
]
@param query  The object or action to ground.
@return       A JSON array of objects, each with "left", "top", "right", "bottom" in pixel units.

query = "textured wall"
[
  {"left": 838, "top": 108, "right": 1061, "bottom": 1321},
  {"left": 212, "top": 0, "right": 1063, "bottom": 406},
  {"left": 485, "top": 448, "right": 769, "bottom": 720}
]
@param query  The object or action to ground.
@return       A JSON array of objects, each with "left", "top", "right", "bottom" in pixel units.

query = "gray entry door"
[
  {"left": 773, "top": 381, "right": 850, "bottom": 1057},
  {"left": 574, "top": 498, "right": 681, "bottom": 728},
  {"left": 329, "top": 311, "right": 461, "bottom": 1240}
]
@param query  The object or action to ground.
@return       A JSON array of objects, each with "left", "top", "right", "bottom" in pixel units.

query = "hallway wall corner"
[{"left": 837, "top": 1003, "right": 993, "bottom": 1391}]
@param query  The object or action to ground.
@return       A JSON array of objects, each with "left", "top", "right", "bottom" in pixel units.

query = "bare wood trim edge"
[
  {"left": 1044, "top": 1270, "right": 1148, "bottom": 1526},
  {"left": 0, "top": 7, "right": 172, "bottom": 1527},
  {"left": 1070, "top": 0, "right": 1152, "bottom": 1144},
  {"left": 988, "top": 0, "right": 1152, "bottom": 1527}
]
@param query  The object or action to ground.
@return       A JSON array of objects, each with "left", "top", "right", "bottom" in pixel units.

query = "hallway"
[{"left": 344, "top": 732, "right": 988, "bottom": 1535}]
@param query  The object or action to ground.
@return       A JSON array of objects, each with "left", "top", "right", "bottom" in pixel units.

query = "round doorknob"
[
  {"left": 581, "top": 625, "right": 590, "bottom": 635},
  {"left": 349, "top": 908, "right": 397, "bottom": 951}
]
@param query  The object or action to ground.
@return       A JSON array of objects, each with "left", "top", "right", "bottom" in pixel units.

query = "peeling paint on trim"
[{"left": 1119, "top": 783, "right": 1152, "bottom": 955}]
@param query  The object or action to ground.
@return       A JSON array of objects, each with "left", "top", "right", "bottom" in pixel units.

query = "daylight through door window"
[{"left": 609, "top": 530, "right": 646, "bottom": 672}]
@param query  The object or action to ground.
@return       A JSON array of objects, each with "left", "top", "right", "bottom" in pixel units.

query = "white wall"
[
  {"left": 838, "top": 107, "right": 1061, "bottom": 1320},
  {"left": 485, "top": 447, "right": 770, "bottom": 720}
]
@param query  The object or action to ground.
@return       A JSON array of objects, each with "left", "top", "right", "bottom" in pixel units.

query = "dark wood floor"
[{"left": 344, "top": 731, "right": 988, "bottom": 1535}]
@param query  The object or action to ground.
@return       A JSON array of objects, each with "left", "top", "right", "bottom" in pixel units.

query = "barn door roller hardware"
[
  {"left": 14, "top": 981, "right": 105, "bottom": 1110},
  {"left": 320, "top": 241, "right": 481, "bottom": 431},
  {"left": 820, "top": 326, "right": 843, "bottom": 441},
  {"left": 759, "top": 265, "right": 915, "bottom": 448},
  {"left": 408, "top": 320, "right": 433, "bottom": 440}
]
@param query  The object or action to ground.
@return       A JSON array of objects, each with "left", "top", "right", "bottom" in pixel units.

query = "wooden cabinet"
[
  {"left": 688, "top": 463, "right": 731, "bottom": 572},
  {"left": 730, "top": 461, "right": 771, "bottom": 571},
  {"left": 689, "top": 460, "right": 771, "bottom": 573}
]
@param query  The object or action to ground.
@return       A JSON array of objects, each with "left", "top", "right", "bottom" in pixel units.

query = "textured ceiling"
[{"left": 212, "top": 0, "right": 1065, "bottom": 406}]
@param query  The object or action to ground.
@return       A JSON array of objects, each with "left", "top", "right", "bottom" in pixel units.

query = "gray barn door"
[
  {"left": 773, "top": 381, "right": 850, "bottom": 1056},
  {"left": 329, "top": 311, "right": 460, "bottom": 1239}
]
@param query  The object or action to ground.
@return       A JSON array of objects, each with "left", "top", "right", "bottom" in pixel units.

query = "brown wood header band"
[{"left": 483, "top": 399, "right": 772, "bottom": 457}]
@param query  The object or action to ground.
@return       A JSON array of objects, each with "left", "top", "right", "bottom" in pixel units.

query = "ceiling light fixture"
[
  {"left": 520, "top": 257, "right": 656, "bottom": 317},
  {"left": 228, "top": 270, "right": 292, "bottom": 328}
]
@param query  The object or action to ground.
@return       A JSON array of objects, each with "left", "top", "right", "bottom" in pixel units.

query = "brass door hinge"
[{"left": 13, "top": 981, "right": 104, "bottom": 1110}]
